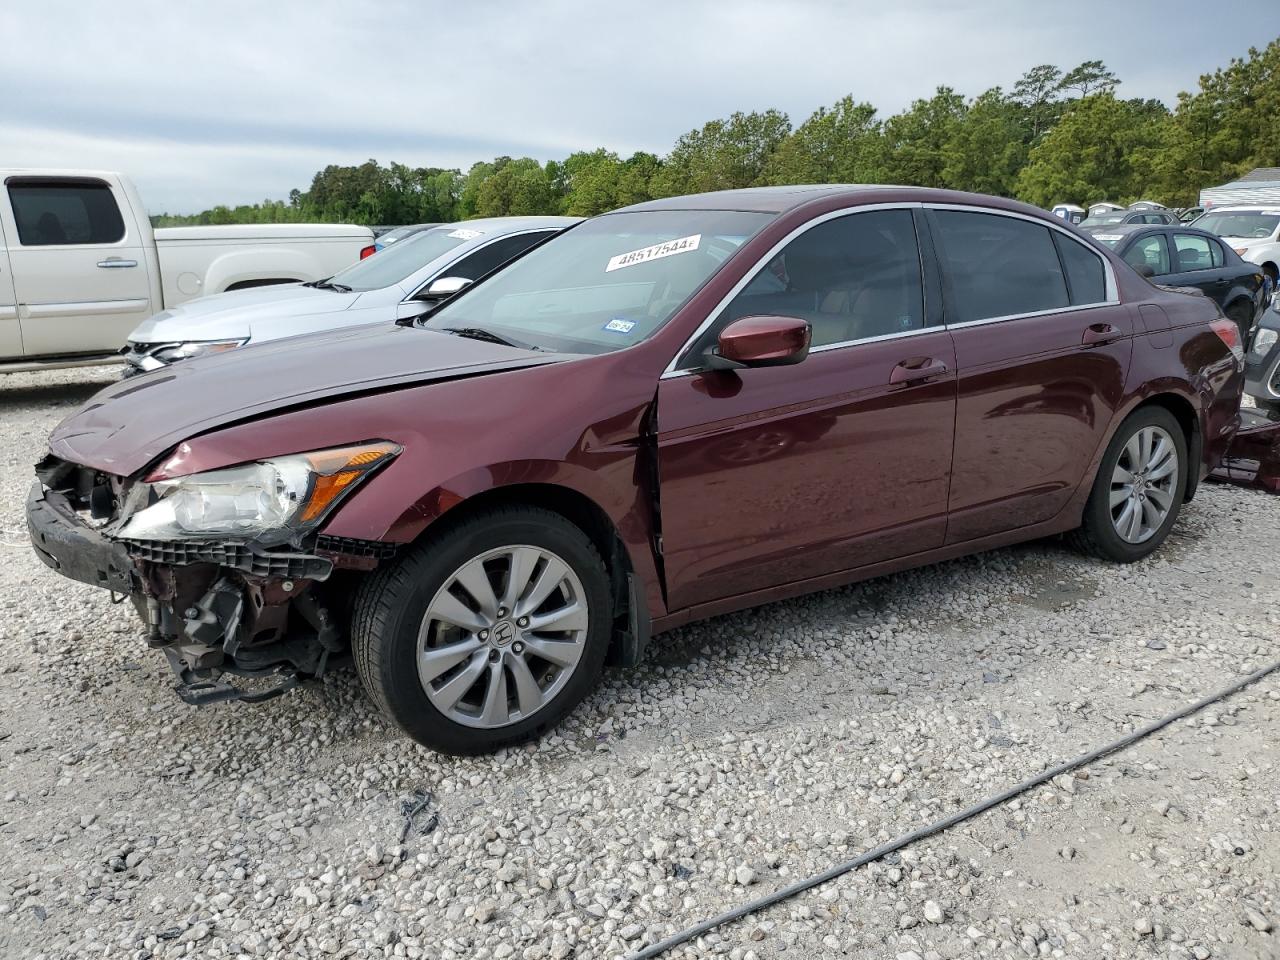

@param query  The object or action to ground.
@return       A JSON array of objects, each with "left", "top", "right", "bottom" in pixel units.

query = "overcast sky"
[{"left": 2, "top": 1, "right": 1273, "bottom": 214}]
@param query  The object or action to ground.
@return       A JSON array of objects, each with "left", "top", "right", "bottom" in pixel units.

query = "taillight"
[
  {"left": 1210, "top": 316, "right": 1244, "bottom": 360},
  {"left": 359, "top": 244, "right": 376, "bottom": 259},
  {"left": 1233, "top": 246, "right": 1249, "bottom": 256}
]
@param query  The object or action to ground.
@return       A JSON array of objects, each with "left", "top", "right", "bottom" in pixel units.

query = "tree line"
[{"left": 151, "top": 40, "right": 1280, "bottom": 228}]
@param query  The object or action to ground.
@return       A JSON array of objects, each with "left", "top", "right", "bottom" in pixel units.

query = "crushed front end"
[{"left": 26, "top": 444, "right": 399, "bottom": 705}]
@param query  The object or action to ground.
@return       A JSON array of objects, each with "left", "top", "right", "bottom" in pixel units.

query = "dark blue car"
[{"left": 1084, "top": 224, "right": 1267, "bottom": 342}]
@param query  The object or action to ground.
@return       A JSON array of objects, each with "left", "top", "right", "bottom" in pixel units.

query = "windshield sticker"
[
  {"left": 606, "top": 234, "right": 701, "bottom": 272},
  {"left": 602, "top": 317, "right": 636, "bottom": 334},
  {"left": 447, "top": 228, "right": 484, "bottom": 240},
  {"left": 1095, "top": 234, "right": 1124, "bottom": 242}
]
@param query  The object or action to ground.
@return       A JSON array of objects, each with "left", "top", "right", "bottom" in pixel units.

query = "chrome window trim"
[
  {"left": 943, "top": 300, "right": 1118, "bottom": 331},
  {"left": 661, "top": 202, "right": 925, "bottom": 378},
  {"left": 924, "top": 202, "right": 1120, "bottom": 305}
]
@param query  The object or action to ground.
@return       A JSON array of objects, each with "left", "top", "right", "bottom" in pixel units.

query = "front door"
[
  {"left": 2, "top": 176, "right": 154, "bottom": 357},
  {"left": 0, "top": 216, "right": 19, "bottom": 360},
  {"left": 928, "top": 207, "right": 1134, "bottom": 543},
  {"left": 656, "top": 208, "right": 957, "bottom": 611}
]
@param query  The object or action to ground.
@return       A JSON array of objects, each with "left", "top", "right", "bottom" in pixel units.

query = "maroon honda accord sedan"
[{"left": 28, "top": 186, "right": 1245, "bottom": 753}]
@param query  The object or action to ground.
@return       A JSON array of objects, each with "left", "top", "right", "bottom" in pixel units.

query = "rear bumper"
[{"left": 26, "top": 481, "right": 135, "bottom": 593}]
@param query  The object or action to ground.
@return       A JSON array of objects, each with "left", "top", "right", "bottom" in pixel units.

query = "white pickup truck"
[{"left": 0, "top": 170, "right": 374, "bottom": 372}]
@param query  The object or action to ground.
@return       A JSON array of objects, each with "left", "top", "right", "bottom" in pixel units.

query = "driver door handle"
[
  {"left": 1081, "top": 322, "right": 1121, "bottom": 346},
  {"left": 889, "top": 357, "right": 948, "bottom": 384},
  {"left": 97, "top": 258, "right": 138, "bottom": 269}
]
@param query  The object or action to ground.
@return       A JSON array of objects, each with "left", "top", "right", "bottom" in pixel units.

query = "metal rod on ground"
[{"left": 627, "top": 656, "right": 1280, "bottom": 960}]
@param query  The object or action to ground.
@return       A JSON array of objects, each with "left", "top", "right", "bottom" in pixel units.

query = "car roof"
[
  {"left": 433, "top": 216, "right": 582, "bottom": 233},
  {"left": 610, "top": 184, "right": 1060, "bottom": 218}
]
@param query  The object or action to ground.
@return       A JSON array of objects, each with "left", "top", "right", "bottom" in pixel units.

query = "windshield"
[
  {"left": 329, "top": 227, "right": 472, "bottom": 291},
  {"left": 1193, "top": 211, "right": 1280, "bottom": 239},
  {"left": 422, "top": 210, "right": 775, "bottom": 354},
  {"left": 1081, "top": 214, "right": 1125, "bottom": 227}
]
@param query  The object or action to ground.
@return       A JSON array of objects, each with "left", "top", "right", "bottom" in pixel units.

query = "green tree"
[
  {"left": 942, "top": 88, "right": 1027, "bottom": 195},
  {"left": 651, "top": 109, "right": 792, "bottom": 196},
  {"left": 1060, "top": 60, "right": 1119, "bottom": 97},
  {"left": 1015, "top": 93, "right": 1168, "bottom": 207},
  {"left": 1013, "top": 64, "right": 1064, "bottom": 140},
  {"left": 763, "top": 96, "right": 884, "bottom": 184},
  {"left": 880, "top": 87, "right": 967, "bottom": 188},
  {"left": 474, "top": 157, "right": 556, "bottom": 216}
]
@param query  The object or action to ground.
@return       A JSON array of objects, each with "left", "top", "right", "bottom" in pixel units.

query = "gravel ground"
[{"left": 0, "top": 366, "right": 1277, "bottom": 960}]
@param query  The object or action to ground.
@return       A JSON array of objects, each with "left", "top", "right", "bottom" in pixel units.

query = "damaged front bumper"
[
  {"left": 26, "top": 479, "right": 367, "bottom": 705},
  {"left": 1208, "top": 407, "right": 1280, "bottom": 493}
]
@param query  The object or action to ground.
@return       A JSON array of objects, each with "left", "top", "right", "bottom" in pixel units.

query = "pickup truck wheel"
[
  {"left": 351, "top": 506, "right": 611, "bottom": 754},
  {"left": 1068, "top": 406, "right": 1187, "bottom": 563}
]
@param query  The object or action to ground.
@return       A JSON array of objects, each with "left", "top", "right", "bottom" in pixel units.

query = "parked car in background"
[
  {"left": 1178, "top": 206, "right": 1205, "bottom": 223},
  {"left": 1088, "top": 225, "right": 1266, "bottom": 341},
  {"left": 28, "top": 185, "right": 1245, "bottom": 754},
  {"left": 1245, "top": 298, "right": 1280, "bottom": 412},
  {"left": 374, "top": 223, "right": 439, "bottom": 252},
  {"left": 0, "top": 170, "right": 374, "bottom": 373},
  {"left": 1080, "top": 208, "right": 1180, "bottom": 229},
  {"left": 122, "top": 217, "right": 578, "bottom": 374},
  {"left": 1188, "top": 207, "right": 1280, "bottom": 287}
]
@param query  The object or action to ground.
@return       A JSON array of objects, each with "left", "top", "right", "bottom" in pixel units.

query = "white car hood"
[{"left": 129, "top": 284, "right": 359, "bottom": 343}]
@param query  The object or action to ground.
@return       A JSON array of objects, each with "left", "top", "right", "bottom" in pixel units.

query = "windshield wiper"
[
  {"left": 304, "top": 278, "right": 353, "bottom": 292},
  {"left": 439, "top": 327, "right": 530, "bottom": 349}
]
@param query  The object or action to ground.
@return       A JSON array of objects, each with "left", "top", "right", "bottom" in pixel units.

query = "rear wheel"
[
  {"left": 351, "top": 506, "right": 612, "bottom": 754},
  {"left": 1069, "top": 406, "right": 1187, "bottom": 562}
]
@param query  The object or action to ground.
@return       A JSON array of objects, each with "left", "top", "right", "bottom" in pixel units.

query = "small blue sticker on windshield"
[{"left": 603, "top": 317, "right": 636, "bottom": 334}]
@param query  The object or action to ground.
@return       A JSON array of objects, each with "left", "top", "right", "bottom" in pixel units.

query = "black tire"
[
  {"left": 1068, "top": 406, "right": 1188, "bottom": 563},
  {"left": 350, "top": 505, "right": 611, "bottom": 755}
]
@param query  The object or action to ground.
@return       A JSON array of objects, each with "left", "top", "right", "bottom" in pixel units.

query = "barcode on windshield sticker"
[
  {"left": 447, "top": 228, "right": 483, "bottom": 240},
  {"left": 606, "top": 234, "right": 701, "bottom": 272}
]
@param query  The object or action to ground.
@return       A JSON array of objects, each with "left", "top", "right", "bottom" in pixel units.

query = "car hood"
[
  {"left": 129, "top": 284, "right": 359, "bottom": 342},
  {"left": 47, "top": 324, "right": 570, "bottom": 476}
]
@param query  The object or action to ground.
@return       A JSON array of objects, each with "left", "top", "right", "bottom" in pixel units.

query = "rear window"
[
  {"left": 932, "top": 210, "right": 1069, "bottom": 323},
  {"left": 1052, "top": 233, "right": 1107, "bottom": 305},
  {"left": 7, "top": 180, "right": 126, "bottom": 245}
]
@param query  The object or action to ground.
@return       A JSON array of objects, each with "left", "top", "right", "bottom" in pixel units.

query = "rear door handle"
[
  {"left": 1081, "top": 323, "right": 1121, "bottom": 346},
  {"left": 889, "top": 357, "right": 948, "bottom": 384},
  {"left": 97, "top": 259, "right": 138, "bottom": 269}
]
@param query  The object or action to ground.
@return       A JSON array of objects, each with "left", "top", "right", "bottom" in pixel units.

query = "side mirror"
[
  {"left": 419, "top": 276, "right": 473, "bottom": 300},
  {"left": 1135, "top": 264, "right": 1156, "bottom": 279},
  {"left": 704, "top": 315, "right": 811, "bottom": 371},
  {"left": 395, "top": 300, "right": 431, "bottom": 325}
]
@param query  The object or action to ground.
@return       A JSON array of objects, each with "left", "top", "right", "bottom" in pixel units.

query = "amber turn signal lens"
[{"left": 298, "top": 442, "right": 399, "bottom": 523}]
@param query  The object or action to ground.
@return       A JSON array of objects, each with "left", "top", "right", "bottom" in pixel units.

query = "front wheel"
[
  {"left": 351, "top": 506, "right": 612, "bottom": 754},
  {"left": 1069, "top": 406, "right": 1188, "bottom": 562}
]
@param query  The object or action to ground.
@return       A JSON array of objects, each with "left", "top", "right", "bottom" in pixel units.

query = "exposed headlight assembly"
[
  {"left": 116, "top": 442, "right": 399, "bottom": 545},
  {"left": 152, "top": 339, "right": 248, "bottom": 363},
  {"left": 1252, "top": 327, "right": 1278, "bottom": 357}
]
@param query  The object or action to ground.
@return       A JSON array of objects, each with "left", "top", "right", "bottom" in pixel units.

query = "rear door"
[
  {"left": 1165, "top": 232, "right": 1229, "bottom": 301},
  {"left": 928, "top": 206, "right": 1133, "bottom": 543},
  {"left": 0, "top": 216, "right": 18, "bottom": 360},
  {"left": 1, "top": 176, "right": 154, "bottom": 357},
  {"left": 655, "top": 207, "right": 957, "bottom": 610}
]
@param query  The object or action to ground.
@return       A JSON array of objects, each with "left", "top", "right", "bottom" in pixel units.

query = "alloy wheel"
[
  {"left": 416, "top": 545, "right": 589, "bottom": 728},
  {"left": 1109, "top": 425, "right": 1178, "bottom": 544}
]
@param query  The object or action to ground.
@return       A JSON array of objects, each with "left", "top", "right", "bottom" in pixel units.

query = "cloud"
[{"left": 0, "top": 0, "right": 1268, "bottom": 213}]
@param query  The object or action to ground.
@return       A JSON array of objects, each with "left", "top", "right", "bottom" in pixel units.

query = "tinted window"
[
  {"left": 1122, "top": 235, "right": 1170, "bottom": 275},
  {"left": 442, "top": 231, "right": 554, "bottom": 284},
  {"left": 8, "top": 181, "right": 125, "bottom": 245},
  {"left": 1052, "top": 233, "right": 1107, "bottom": 305},
  {"left": 713, "top": 210, "right": 924, "bottom": 349},
  {"left": 932, "top": 211, "right": 1068, "bottom": 323},
  {"left": 1172, "top": 234, "right": 1214, "bottom": 272}
]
